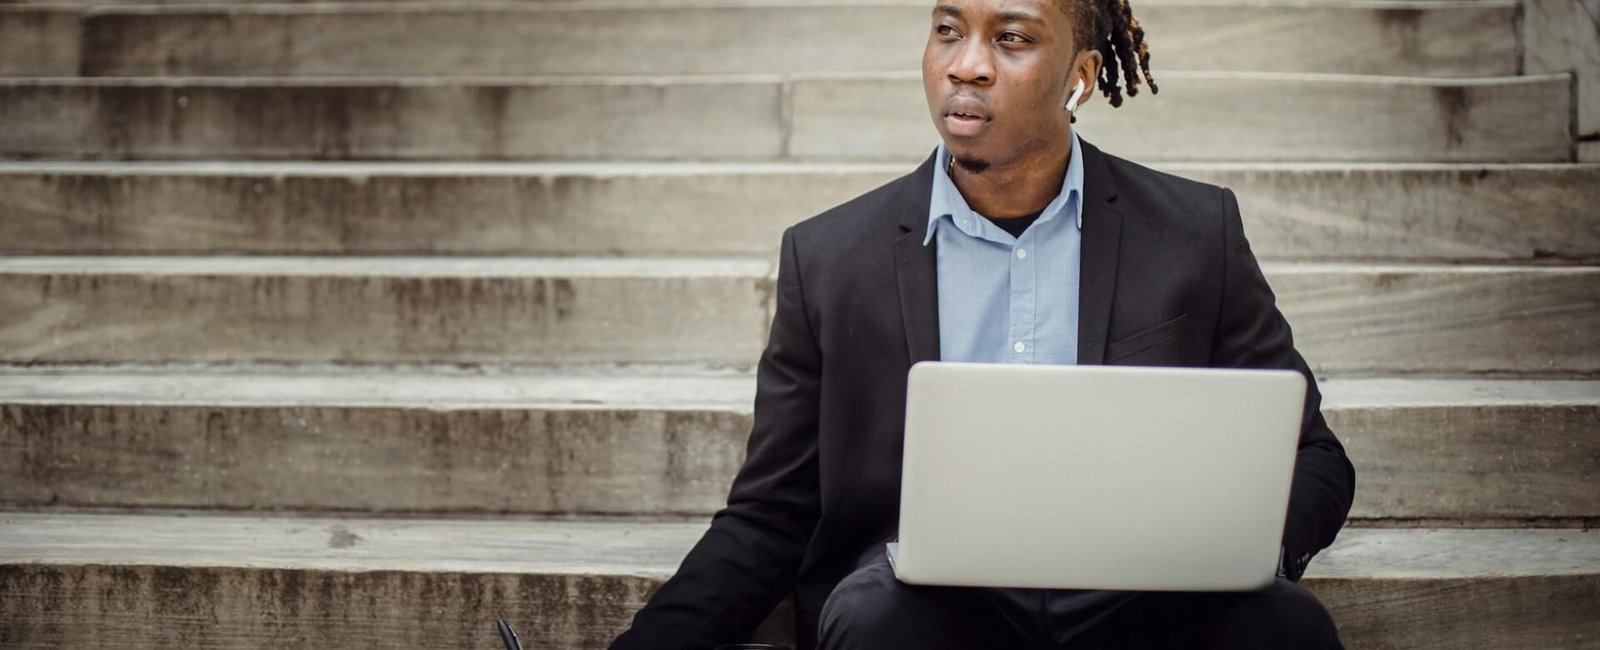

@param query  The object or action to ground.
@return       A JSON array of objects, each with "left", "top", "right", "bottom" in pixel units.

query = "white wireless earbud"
[{"left": 1065, "top": 79, "right": 1086, "bottom": 113}]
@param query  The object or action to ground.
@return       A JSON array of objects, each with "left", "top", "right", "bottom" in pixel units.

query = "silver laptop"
[{"left": 886, "top": 361, "right": 1306, "bottom": 591}]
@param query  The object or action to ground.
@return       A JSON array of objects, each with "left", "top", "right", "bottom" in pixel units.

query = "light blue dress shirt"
[{"left": 925, "top": 131, "right": 1084, "bottom": 365}]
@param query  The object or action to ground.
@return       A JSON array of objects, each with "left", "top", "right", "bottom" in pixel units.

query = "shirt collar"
[{"left": 924, "top": 129, "right": 1084, "bottom": 246}]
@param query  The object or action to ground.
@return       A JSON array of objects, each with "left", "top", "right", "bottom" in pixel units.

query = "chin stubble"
[{"left": 952, "top": 155, "right": 991, "bottom": 174}]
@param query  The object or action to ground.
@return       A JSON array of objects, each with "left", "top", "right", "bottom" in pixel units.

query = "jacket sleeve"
[
  {"left": 1211, "top": 187, "right": 1356, "bottom": 582},
  {"left": 610, "top": 225, "right": 825, "bottom": 648}
]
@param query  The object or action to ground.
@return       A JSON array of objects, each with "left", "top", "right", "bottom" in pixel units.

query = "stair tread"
[
  {"left": 0, "top": 255, "right": 774, "bottom": 277},
  {"left": 0, "top": 511, "right": 705, "bottom": 576},
  {"left": 0, "top": 70, "right": 1565, "bottom": 86},
  {"left": 0, "top": 0, "right": 1526, "bottom": 13},
  {"left": 0, "top": 363, "right": 758, "bottom": 409},
  {"left": 2, "top": 511, "right": 1595, "bottom": 579},
  {"left": 2, "top": 366, "right": 1596, "bottom": 409},
  {"left": 2, "top": 160, "right": 1595, "bottom": 174},
  {"left": 4, "top": 256, "right": 1598, "bottom": 274}
]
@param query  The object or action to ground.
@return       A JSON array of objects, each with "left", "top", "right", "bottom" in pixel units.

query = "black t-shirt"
[{"left": 982, "top": 207, "right": 1046, "bottom": 239}]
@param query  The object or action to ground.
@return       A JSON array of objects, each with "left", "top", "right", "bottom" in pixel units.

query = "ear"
[{"left": 1066, "top": 49, "right": 1104, "bottom": 112}]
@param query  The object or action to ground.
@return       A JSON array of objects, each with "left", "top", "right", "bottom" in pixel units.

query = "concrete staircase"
[{"left": 0, "top": 1, "right": 1596, "bottom": 649}]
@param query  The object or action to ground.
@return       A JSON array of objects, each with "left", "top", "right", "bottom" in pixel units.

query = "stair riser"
[
  {"left": 1, "top": 266, "right": 1594, "bottom": 373},
  {"left": 0, "top": 404, "right": 751, "bottom": 515},
  {"left": 1329, "top": 402, "right": 1600, "bottom": 521},
  {"left": 790, "top": 74, "right": 1572, "bottom": 163},
  {"left": 0, "top": 81, "right": 787, "bottom": 161},
  {"left": 0, "top": 74, "right": 1571, "bottom": 162},
  {"left": 1269, "top": 268, "right": 1600, "bottom": 375},
  {"left": 0, "top": 9, "right": 78, "bottom": 76},
  {"left": 0, "top": 564, "right": 699, "bottom": 649},
  {"left": 4, "top": 165, "right": 1597, "bottom": 260},
  {"left": 4, "top": 399, "right": 1596, "bottom": 519},
  {"left": 0, "top": 271, "right": 774, "bottom": 366},
  {"left": 1, "top": 564, "right": 1593, "bottom": 649},
  {"left": 17, "top": 4, "right": 1511, "bottom": 78},
  {"left": 1315, "top": 576, "right": 1600, "bottom": 649}
]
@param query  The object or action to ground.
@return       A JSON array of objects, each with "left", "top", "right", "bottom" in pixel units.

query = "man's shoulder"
[
  {"left": 1097, "top": 145, "right": 1228, "bottom": 209},
  {"left": 1091, "top": 144, "right": 1234, "bottom": 242}
]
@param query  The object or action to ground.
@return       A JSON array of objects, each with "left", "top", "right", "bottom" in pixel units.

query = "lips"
[
  {"left": 942, "top": 96, "right": 992, "bottom": 137},
  {"left": 942, "top": 98, "right": 991, "bottom": 122}
]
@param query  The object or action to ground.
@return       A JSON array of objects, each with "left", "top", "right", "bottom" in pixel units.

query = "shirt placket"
[{"left": 1007, "top": 230, "right": 1037, "bottom": 364}]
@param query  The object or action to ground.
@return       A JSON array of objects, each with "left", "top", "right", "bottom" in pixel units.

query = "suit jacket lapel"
[
  {"left": 895, "top": 151, "right": 941, "bottom": 365},
  {"left": 890, "top": 139, "right": 1122, "bottom": 367},
  {"left": 1076, "top": 137, "right": 1125, "bottom": 366}
]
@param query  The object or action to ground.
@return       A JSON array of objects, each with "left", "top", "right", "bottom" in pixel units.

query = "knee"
[
  {"left": 818, "top": 561, "right": 904, "bottom": 640},
  {"left": 1213, "top": 580, "right": 1341, "bottom": 649}
]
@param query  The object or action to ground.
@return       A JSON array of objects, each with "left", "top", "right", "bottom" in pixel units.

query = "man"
[{"left": 611, "top": 0, "right": 1355, "bottom": 646}]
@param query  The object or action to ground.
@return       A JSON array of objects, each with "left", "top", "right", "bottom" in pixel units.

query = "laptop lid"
[{"left": 890, "top": 361, "right": 1305, "bottom": 591}]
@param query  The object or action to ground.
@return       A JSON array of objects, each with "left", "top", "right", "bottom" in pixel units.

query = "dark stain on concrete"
[
  {"left": 327, "top": 525, "right": 362, "bottom": 549},
  {"left": 662, "top": 412, "right": 690, "bottom": 491},
  {"left": 538, "top": 409, "right": 565, "bottom": 510},
  {"left": 550, "top": 278, "right": 576, "bottom": 321},
  {"left": 476, "top": 86, "right": 511, "bottom": 159},
  {"left": 1369, "top": 271, "right": 1404, "bottom": 291},
  {"left": 80, "top": 12, "right": 136, "bottom": 76},
  {"left": 1433, "top": 86, "right": 1471, "bottom": 149},
  {"left": 1376, "top": 8, "right": 1423, "bottom": 67},
  {"left": 275, "top": 568, "right": 306, "bottom": 618},
  {"left": 1452, "top": 166, "right": 1493, "bottom": 186}
]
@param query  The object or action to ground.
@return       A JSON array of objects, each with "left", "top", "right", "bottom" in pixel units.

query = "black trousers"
[{"left": 816, "top": 549, "right": 1342, "bottom": 649}]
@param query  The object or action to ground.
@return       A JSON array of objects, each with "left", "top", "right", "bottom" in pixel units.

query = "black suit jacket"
[{"left": 610, "top": 138, "right": 1356, "bottom": 650}]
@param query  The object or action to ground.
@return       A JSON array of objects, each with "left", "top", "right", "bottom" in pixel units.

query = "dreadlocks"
[{"left": 1065, "top": 0, "right": 1157, "bottom": 120}]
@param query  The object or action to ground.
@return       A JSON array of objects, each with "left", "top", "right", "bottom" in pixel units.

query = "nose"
[{"left": 947, "top": 38, "right": 994, "bottom": 86}]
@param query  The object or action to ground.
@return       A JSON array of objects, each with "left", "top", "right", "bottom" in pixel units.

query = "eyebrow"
[
  {"left": 996, "top": 9, "right": 1043, "bottom": 23},
  {"left": 933, "top": 5, "right": 1044, "bottom": 24}
]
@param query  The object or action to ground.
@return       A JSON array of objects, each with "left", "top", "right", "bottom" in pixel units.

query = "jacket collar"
[{"left": 892, "top": 135, "right": 1125, "bottom": 366}]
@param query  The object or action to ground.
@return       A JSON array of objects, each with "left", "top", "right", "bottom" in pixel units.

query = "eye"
[
  {"left": 936, "top": 24, "right": 960, "bottom": 37},
  {"left": 998, "top": 31, "right": 1028, "bottom": 43}
]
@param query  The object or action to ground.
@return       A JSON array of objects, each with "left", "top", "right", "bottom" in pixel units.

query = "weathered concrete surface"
[
  {"left": 0, "top": 73, "right": 1571, "bottom": 162},
  {"left": 3, "top": 162, "right": 1597, "bottom": 261},
  {"left": 0, "top": 514, "right": 1595, "bottom": 648},
  {"left": 0, "top": 405, "right": 753, "bottom": 516},
  {"left": 0, "top": 514, "right": 790, "bottom": 649},
  {"left": 0, "top": 363, "right": 758, "bottom": 409},
  {"left": 1177, "top": 163, "right": 1600, "bottom": 263},
  {"left": 1, "top": 259, "right": 1593, "bottom": 374},
  {"left": 1523, "top": 0, "right": 1600, "bottom": 137},
  {"left": 0, "top": 257, "right": 776, "bottom": 366},
  {"left": 0, "top": 162, "right": 900, "bottom": 256},
  {"left": 1308, "top": 528, "right": 1600, "bottom": 649},
  {"left": 791, "top": 71, "right": 1574, "bottom": 163},
  {"left": 0, "top": 378, "right": 754, "bottom": 514},
  {"left": 1322, "top": 378, "right": 1600, "bottom": 521},
  {"left": 0, "top": 77, "right": 787, "bottom": 161},
  {"left": 0, "top": 8, "right": 79, "bottom": 76},
  {"left": 1268, "top": 264, "right": 1600, "bottom": 376},
  {"left": 56, "top": 1, "right": 1518, "bottom": 77},
  {"left": 1, "top": 370, "right": 1596, "bottom": 520}
]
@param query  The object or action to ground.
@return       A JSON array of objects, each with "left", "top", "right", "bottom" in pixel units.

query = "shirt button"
[
  {"left": 1016, "top": 248, "right": 1027, "bottom": 260},
  {"left": 1014, "top": 341, "right": 1026, "bottom": 354}
]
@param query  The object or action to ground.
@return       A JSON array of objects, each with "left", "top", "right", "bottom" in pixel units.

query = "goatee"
[{"left": 952, "top": 155, "right": 991, "bottom": 174}]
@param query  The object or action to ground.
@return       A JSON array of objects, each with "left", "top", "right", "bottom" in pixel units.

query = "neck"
[{"left": 950, "top": 130, "right": 1072, "bottom": 219}]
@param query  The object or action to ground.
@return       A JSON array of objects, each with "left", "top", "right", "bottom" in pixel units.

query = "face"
[{"left": 922, "top": 0, "right": 1091, "bottom": 171}]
